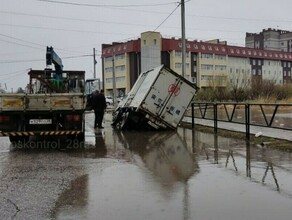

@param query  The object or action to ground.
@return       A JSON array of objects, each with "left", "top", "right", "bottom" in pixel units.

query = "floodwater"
[
  {"left": 193, "top": 104, "right": 292, "bottom": 129},
  {"left": 1, "top": 112, "right": 292, "bottom": 220}
]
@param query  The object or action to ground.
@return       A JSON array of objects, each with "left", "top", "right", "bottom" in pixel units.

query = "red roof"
[{"left": 102, "top": 37, "right": 292, "bottom": 61}]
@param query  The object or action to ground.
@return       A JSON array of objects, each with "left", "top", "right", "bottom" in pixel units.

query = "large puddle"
[{"left": 52, "top": 113, "right": 292, "bottom": 220}]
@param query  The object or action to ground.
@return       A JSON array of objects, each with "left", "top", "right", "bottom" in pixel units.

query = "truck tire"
[
  {"left": 117, "top": 112, "right": 129, "bottom": 130},
  {"left": 67, "top": 132, "right": 85, "bottom": 148}
]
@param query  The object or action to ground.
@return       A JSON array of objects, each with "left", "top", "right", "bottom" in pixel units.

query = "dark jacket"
[{"left": 91, "top": 92, "right": 106, "bottom": 110}]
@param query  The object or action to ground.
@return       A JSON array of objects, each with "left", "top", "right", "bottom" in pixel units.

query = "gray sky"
[{"left": 1, "top": 0, "right": 292, "bottom": 91}]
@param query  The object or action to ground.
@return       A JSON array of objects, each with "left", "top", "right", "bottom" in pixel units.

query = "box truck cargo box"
[{"left": 112, "top": 65, "right": 198, "bottom": 130}]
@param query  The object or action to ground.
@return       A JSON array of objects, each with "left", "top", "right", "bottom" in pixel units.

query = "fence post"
[
  {"left": 191, "top": 102, "right": 194, "bottom": 129},
  {"left": 214, "top": 103, "right": 218, "bottom": 134},
  {"left": 245, "top": 104, "right": 250, "bottom": 140}
]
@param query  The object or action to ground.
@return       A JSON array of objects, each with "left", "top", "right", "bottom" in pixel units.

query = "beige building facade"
[{"left": 101, "top": 31, "right": 292, "bottom": 97}]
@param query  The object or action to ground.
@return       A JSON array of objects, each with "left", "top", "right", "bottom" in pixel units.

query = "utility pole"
[
  {"left": 93, "top": 48, "right": 97, "bottom": 78},
  {"left": 112, "top": 54, "right": 117, "bottom": 106},
  {"left": 181, "top": 0, "right": 186, "bottom": 78}
]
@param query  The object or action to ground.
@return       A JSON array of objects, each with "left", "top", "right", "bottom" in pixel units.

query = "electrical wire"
[
  {"left": 152, "top": 3, "right": 180, "bottom": 32},
  {"left": 0, "top": 38, "right": 43, "bottom": 50},
  {"left": 0, "top": 69, "right": 30, "bottom": 77},
  {"left": 0, "top": 54, "right": 92, "bottom": 64},
  {"left": 0, "top": 23, "right": 131, "bottom": 36},
  {"left": 143, "top": 2, "right": 180, "bottom": 40},
  {"left": 0, "top": 33, "right": 44, "bottom": 48},
  {"left": 0, "top": 10, "right": 155, "bottom": 28},
  {"left": 37, "top": 0, "right": 178, "bottom": 8}
]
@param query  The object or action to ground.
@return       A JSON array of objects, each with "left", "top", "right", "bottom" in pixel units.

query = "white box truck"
[{"left": 112, "top": 65, "right": 198, "bottom": 130}]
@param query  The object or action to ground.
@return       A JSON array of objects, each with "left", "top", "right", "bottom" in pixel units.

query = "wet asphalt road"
[{"left": 1, "top": 112, "right": 292, "bottom": 220}]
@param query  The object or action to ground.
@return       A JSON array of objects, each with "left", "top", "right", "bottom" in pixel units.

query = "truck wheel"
[
  {"left": 67, "top": 132, "right": 85, "bottom": 148},
  {"left": 118, "top": 112, "right": 129, "bottom": 130},
  {"left": 77, "top": 132, "right": 85, "bottom": 142}
]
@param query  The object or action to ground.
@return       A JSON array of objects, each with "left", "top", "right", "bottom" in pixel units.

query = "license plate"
[{"left": 29, "top": 119, "right": 52, "bottom": 125}]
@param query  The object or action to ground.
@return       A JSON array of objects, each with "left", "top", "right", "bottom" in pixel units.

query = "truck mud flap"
[{"left": 0, "top": 130, "right": 82, "bottom": 137}]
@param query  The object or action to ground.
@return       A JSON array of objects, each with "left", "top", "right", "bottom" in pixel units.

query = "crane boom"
[{"left": 46, "top": 46, "right": 63, "bottom": 76}]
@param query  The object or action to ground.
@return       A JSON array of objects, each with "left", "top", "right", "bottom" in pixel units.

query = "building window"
[
  {"left": 154, "top": 39, "right": 157, "bottom": 45},
  {"left": 175, "top": 63, "right": 182, "bottom": 68},
  {"left": 115, "top": 54, "right": 125, "bottom": 60},
  {"left": 175, "top": 63, "right": 189, "bottom": 69},
  {"left": 105, "top": 78, "right": 113, "bottom": 83},
  {"left": 105, "top": 67, "right": 113, "bottom": 73},
  {"left": 116, "top": 76, "right": 125, "bottom": 82},
  {"left": 214, "top": 54, "right": 226, "bottom": 60},
  {"left": 201, "top": 64, "right": 213, "bottom": 70},
  {"left": 115, "top": 65, "right": 125, "bottom": 72},
  {"left": 215, "top": 65, "right": 226, "bottom": 71},
  {"left": 175, "top": 51, "right": 182, "bottom": 57},
  {"left": 201, "top": 53, "right": 213, "bottom": 59},
  {"left": 201, "top": 75, "right": 213, "bottom": 80},
  {"left": 143, "top": 40, "right": 146, "bottom": 45},
  {"left": 104, "top": 57, "right": 112, "bottom": 63}
]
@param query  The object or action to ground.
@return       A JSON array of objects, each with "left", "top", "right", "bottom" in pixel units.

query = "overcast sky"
[{"left": 1, "top": 0, "right": 292, "bottom": 91}]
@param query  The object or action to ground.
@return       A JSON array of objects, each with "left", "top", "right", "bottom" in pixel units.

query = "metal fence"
[{"left": 190, "top": 102, "right": 292, "bottom": 139}]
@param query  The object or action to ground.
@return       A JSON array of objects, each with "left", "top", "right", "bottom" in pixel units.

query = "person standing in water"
[{"left": 91, "top": 89, "right": 107, "bottom": 128}]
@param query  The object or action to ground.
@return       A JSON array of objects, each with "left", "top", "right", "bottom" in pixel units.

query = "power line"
[
  {"left": 0, "top": 69, "right": 30, "bottom": 77},
  {"left": 0, "top": 58, "right": 43, "bottom": 64},
  {"left": 152, "top": 3, "right": 180, "bottom": 32},
  {"left": 4, "top": 8, "right": 291, "bottom": 23},
  {"left": 0, "top": 38, "right": 43, "bottom": 50},
  {"left": 0, "top": 10, "right": 155, "bottom": 28},
  {"left": 0, "top": 54, "right": 92, "bottom": 64},
  {"left": 0, "top": 33, "right": 44, "bottom": 48},
  {"left": 0, "top": 23, "right": 132, "bottom": 35},
  {"left": 37, "top": 0, "right": 177, "bottom": 8},
  {"left": 0, "top": 10, "right": 282, "bottom": 37},
  {"left": 142, "top": 3, "right": 181, "bottom": 40}
]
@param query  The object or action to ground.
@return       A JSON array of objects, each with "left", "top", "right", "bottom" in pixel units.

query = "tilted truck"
[
  {"left": 112, "top": 65, "right": 198, "bottom": 130},
  {"left": 0, "top": 47, "right": 87, "bottom": 144}
]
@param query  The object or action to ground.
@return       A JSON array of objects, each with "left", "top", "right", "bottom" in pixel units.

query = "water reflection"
[
  {"left": 52, "top": 175, "right": 89, "bottom": 219},
  {"left": 180, "top": 127, "right": 289, "bottom": 195},
  {"left": 114, "top": 131, "right": 198, "bottom": 220},
  {"left": 52, "top": 124, "right": 292, "bottom": 220},
  {"left": 114, "top": 130, "right": 199, "bottom": 184}
]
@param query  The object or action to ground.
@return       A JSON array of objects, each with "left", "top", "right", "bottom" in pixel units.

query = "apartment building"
[
  {"left": 101, "top": 31, "right": 292, "bottom": 96},
  {"left": 246, "top": 28, "right": 292, "bottom": 52}
]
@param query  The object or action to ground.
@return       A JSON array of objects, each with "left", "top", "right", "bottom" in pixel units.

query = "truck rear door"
[{"left": 141, "top": 68, "right": 196, "bottom": 128}]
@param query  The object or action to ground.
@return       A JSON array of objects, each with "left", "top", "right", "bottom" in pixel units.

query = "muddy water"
[
  {"left": 51, "top": 113, "right": 292, "bottom": 220},
  {"left": 193, "top": 105, "right": 292, "bottom": 129}
]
